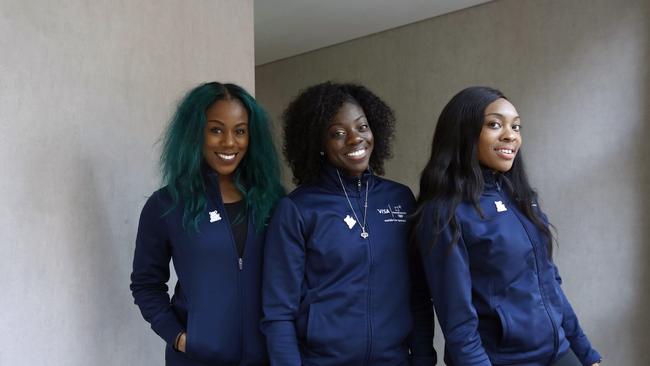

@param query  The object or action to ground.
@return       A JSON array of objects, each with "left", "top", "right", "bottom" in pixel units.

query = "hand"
[{"left": 177, "top": 332, "right": 187, "bottom": 353}]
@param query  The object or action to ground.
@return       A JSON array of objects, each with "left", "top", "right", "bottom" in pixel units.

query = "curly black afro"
[{"left": 282, "top": 81, "right": 396, "bottom": 186}]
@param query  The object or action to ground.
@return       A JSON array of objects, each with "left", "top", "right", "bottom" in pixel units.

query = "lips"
[
  {"left": 345, "top": 147, "right": 368, "bottom": 160},
  {"left": 494, "top": 147, "right": 517, "bottom": 160},
  {"left": 215, "top": 152, "right": 238, "bottom": 162}
]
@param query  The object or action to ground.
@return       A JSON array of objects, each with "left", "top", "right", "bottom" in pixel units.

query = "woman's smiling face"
[
  {"left": 477, "top": 98, "right": 522, "bottom": 172},
  {"left": 323, "top": 101, "right": 374, "bottom": 177},
  {"left": 202, "top": 99, "right": 249, "bottom": 178}
]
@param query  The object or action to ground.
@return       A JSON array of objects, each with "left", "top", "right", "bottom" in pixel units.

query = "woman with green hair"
[{"left": 130, "top": 82, "right": 284, "bottom": 365}]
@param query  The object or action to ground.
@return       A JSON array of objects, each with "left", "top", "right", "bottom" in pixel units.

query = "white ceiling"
[{"left": 254, "top": 0, "right": 492, "bottom": 65}]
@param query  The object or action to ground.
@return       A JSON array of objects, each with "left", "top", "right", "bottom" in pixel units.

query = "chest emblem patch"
[
  {"left": 343, "top": 215, "right": 357, "bottom": 229},
  {"left": 377, "top": 204, "right": 407, "bottom": 223},
  {"left": 209, "top": 210, "right": 222, "bottom": 222},
  {"left": 494, "top": 201, "right": 507, "bottom": 212}
]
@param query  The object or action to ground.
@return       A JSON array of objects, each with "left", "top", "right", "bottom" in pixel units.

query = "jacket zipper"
[
  {"left": 219, "top": 197, "right": 245, "bottom": 360},
  {"left": 357, "top": 177, "right": 373, "bottom": 365},
  {"left": 209, "top": 174, "right": 245, "bottom": 360},
  {"left": 232, "top": 234, "right": 244, "bottom": 360},
  {"left": 497, "top": 185, "right": 559, "bottom": 360}
]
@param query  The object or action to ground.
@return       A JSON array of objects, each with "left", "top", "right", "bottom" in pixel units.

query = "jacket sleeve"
[
  {"left": 129, "top": 192, "right": 183, "bottom": 346},
  {"left": 419, "top": 205, "right": 492, "bottom": 366},
  {"left": 261, "top": 197, "right": 305, "bottom": 366},
  {"left": 408, "top": 246, "right": 437, "bottom": 365},
  {"left": 553, "top": 265, "right": 602, "bottom": 365}
]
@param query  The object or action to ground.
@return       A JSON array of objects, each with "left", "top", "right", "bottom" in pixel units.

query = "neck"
[
  {"left": 343, "top": 171, "right": 362, "bottom": 178},
  {"left": 219, "top": 174, "right": 243, "bottom": 203}
]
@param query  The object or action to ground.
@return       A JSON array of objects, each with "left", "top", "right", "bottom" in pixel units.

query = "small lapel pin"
[
  {"left": 209, "top": 210, "right": 222, "bottom": 222},
  {"left": 343, "top": 215, "right": 357, "bottom": 229},
  {"left": 494, "top": 201, "right": 507, "bottom": 212}
]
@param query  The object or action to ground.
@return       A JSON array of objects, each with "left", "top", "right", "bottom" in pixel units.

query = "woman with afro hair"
[
  {"left": 261, "top": 81, "right": 436, "bottom": 366},
  {"left": 130, "top": 82, "right": 284, "bottom": 365}
]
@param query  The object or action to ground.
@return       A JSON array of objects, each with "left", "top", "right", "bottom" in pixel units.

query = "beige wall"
[
  {"left": 256, "top": 0, "right": 650, "bottom": 364},
  {"left": 0, "top": 1, "right": 253, "bottom": 365}
]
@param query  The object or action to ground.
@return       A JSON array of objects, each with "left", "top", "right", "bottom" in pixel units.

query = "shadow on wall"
[
  {"left": 635, "top": 10, "right": 650, "bottom": 362},
  {"left": 77, "top": 156, "right": 126, "bottom": 362},
  {"left": 73, "top": 154, "right": 160, "bottom": 364}
]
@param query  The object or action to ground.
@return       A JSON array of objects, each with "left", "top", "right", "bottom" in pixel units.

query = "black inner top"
[{"left": 224, "top": 200, "right": 248, "bottom": 258}]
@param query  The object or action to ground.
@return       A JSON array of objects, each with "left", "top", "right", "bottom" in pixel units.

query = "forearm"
[
  {"left": 409, "top": 251, "right": 437, "bottom": 364},
  {"left": 262, "top": 320, "right": 302, "bottom": 365}
]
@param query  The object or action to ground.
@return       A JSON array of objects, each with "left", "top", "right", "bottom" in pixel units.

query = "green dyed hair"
[{"left": 160, "top": 82, "right": 284, "bottom": 231}]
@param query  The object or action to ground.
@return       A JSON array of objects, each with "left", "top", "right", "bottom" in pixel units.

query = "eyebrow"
[
  {"left": 328, "top": 115, "right": 367, "bottom": 128},
  {"left": 206, "top": 120, "right": 248, "bottom": 127},
  {"left": 485, "top": 113, "right": 520, "bottom": 120}
]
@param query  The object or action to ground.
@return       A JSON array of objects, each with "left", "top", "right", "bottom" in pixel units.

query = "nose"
[
  {"left": 346, "top": 130, "right": 363, "bottom": 145},
  {"left": 222, "top": 131, "right": 235, "bottom": 147},
  {"left": 500, "top": 126, "right": 517, "bottom": 142}
]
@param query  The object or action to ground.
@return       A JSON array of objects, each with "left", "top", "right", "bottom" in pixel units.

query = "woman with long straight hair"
[
  {"left": 413, "top": 86, "right": 601, "bottom": 366},
  {"left": 130, "top": 82, "right": 284, "bottom": 365}
]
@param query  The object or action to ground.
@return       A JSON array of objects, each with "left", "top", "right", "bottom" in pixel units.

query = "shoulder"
[
  {"left": 270, "top": 194, "right": 303, "bottom": 218},
  {"left": 284, "top": 183, "right": 330, "bottom": 205},
  {"left": 139, "top": 187, "right": 178, "bottom": 222},
  {"left": 144, "top": 187, "right": 174, "bottom": 209},
  {"left": 136, "top": 188, "right": 176, "bottom": 238},
  {"left": 372, "top": 175, "right": 415, "bottom": 202},
  {"left": 373, "top": 175, "right": 410, "bottom": 191},
  {"left": 418, "top": 199, "right": 450, "bottom": 221},
  {"left": 416, "top": 198, "right": 475, "bottom": 231}
]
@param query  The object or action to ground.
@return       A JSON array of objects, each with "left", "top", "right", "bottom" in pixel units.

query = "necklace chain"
[{"left": 336, "top": 169, "right": 369, "bottom": 239}]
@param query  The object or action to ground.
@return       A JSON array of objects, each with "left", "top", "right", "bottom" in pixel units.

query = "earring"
[{"left": 319, "top": 151, "right": 324, "bottom": 156}]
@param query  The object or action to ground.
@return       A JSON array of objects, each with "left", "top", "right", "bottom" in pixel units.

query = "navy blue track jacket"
[
  {"left": 416, "top": 171, "right": 601, "bottom": 366},
  {"left": 261, "top": 164, "right": 436, "bottom": 366},
  {"left": 130, "top": 170, "right": 268, "bottom": 365}
]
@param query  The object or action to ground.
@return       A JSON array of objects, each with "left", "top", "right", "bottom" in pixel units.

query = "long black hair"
[
  {"left": 282, "top": 81, "right": 396, "bottom": 185},
  {"left": 413, "top": 86, "right": 554, "bottom": 255}
]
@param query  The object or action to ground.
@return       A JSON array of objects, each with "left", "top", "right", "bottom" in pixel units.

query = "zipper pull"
[{"left": 238, "top": 257, "right": 243, "bottom": 271}]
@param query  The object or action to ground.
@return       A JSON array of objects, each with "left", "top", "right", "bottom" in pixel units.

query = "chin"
[
  {"left": 346, "top": 164, "right": 370, "bottom": 176},
  {"left": 218, "top": 169, "right": 236, "bottom": 177},
  {"left": 206, "top": 162, "right": 236, "bottom": 177}
]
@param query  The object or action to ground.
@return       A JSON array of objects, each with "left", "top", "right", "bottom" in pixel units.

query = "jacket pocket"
[
  {"left": 306, "top": 302, "right": 335, "bottom": 349},
  {"left": 184, "top": 312, "right": 197, "bottom": 358},
  {"left": 493, "top": 301, "right": 554, "bottom": 353},
  {"left": 183, "top": 309, "right": 240, "bottom": 364},
  {"left": 494, "top": 305, "right": 510, "bottom": 345},
  {"left": 306, "top": 303, "right": 319, "bottom": 347}
]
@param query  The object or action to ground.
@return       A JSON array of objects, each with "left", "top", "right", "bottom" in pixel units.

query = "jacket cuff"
[
  {"left": 581, "top": 349, "right": 602, "bottom": 366},
  {"left": 570, "top": 334, "right": 601, "bottom": 366}
]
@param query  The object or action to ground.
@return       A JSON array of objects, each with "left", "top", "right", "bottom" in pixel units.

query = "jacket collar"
[
  {"left": 481, "top": 166, "right": 503, "bottom": 190},
  {"left": 318, "top": 162, "right": 375, "bottom": 196}
]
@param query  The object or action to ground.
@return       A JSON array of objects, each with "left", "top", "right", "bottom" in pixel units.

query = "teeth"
[
  {"left": 347, "top": 149, "right": 365, "bottom": 157},
  {"left": 217, "top": 153, "right": 236, "bottom": 160},
  {"left": 497, "top": 149, "right": 513, "bottom": 154}
]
